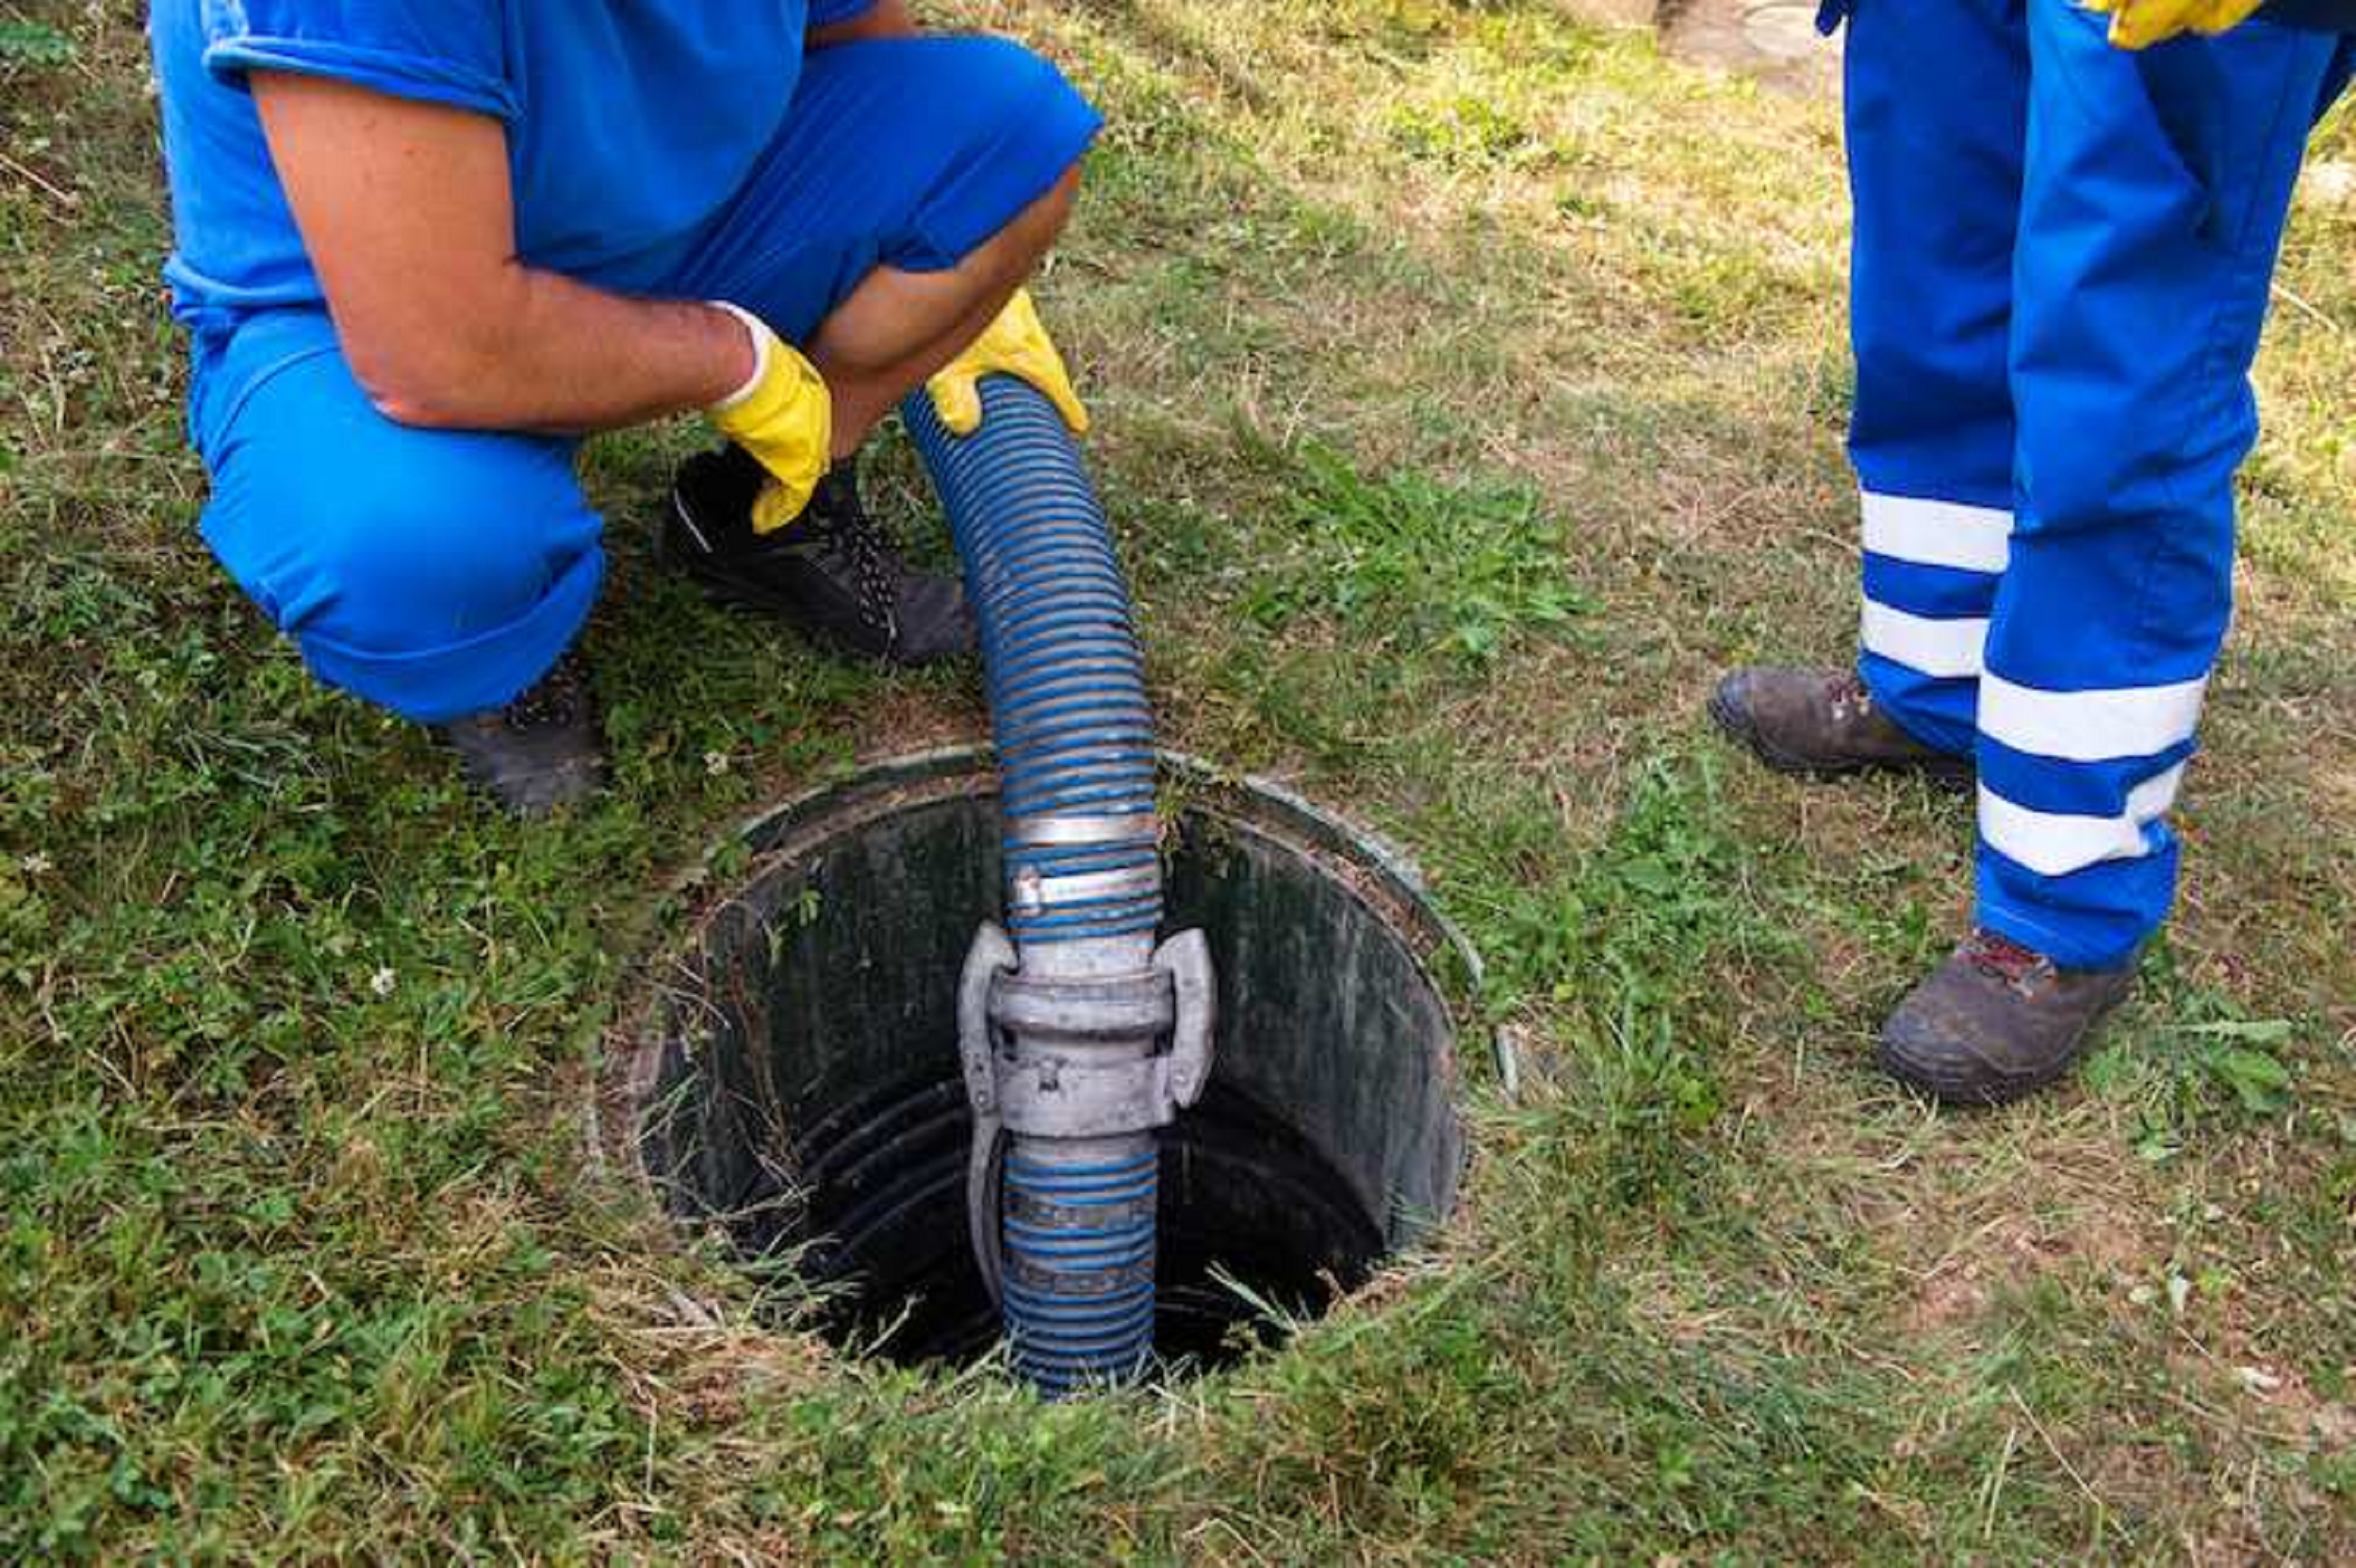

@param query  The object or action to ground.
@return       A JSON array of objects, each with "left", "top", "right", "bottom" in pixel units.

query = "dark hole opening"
[
  {"left": 774, "top": 1069, "right": 1385, "bottom": 1369},
  {"left": 624, "top": 754, "right": 1465, "bottom": 1379}
]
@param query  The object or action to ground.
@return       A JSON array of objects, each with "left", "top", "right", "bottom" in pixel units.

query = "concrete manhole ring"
[{"left": 595, "top": 747, "right": 1498, "bottom": 1378}]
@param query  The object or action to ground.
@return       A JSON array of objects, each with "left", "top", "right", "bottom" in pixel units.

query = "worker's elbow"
[
  {"left": 361, "top": 382, "right": 468, "bottom": 431},
  {"left": 350, "top": 351, "right": 466, "bottom": 429},
  {"left": 344, "top": 327, "right": 503, "bottom": 431}
]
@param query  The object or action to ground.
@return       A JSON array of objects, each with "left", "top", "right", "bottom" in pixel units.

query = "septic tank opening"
[{"left": 609, "top": 750, "right": 1473, "bottom": 1377}]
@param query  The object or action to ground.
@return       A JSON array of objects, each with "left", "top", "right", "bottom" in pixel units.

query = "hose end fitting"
[{"left": 957, "top": 922, "right": 1216, "bottom": 1388}]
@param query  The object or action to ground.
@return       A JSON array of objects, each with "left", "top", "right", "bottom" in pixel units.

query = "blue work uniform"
[
  {"left": 1835, "top": 0, "right": 2351, "bottom": 968},
  {"left": 150, "top": 1, "right": 1100, "bottom": 723}
]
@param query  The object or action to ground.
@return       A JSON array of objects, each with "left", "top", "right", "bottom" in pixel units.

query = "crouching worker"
[{"left": 149, "top": 0, "right": 1098, "bottom": 810}]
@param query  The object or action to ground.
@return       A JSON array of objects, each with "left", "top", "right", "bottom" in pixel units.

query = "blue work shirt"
[{"left": 151, "top": 0, "right": 874, "bottom": 336}]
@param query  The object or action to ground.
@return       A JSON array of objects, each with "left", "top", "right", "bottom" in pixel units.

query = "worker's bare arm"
[
  {"left": 253, "top": 72, "right": 753, "bottom": 433},
  {"left": 807, "top": 0, "right": 917, "bottom": 48}
]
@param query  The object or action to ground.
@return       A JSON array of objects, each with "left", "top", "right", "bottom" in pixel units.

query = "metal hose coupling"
[{"left": 957, "top": 917, "right": 1215, "bottom": 1390}]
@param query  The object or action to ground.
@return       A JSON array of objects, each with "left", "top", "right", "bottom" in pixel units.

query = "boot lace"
[
  {"left": 1962, "top": 930, "right": 2053, "bottom": 993},
  {"left": 1825, "top": 672, "right": 1874, "bottom": 725},
  {"left": 814, "top": 480, "right": 901, "bottom": 648}
]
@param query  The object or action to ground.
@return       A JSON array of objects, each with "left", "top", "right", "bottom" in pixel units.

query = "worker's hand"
[
  {"left": 925, "top": 288, "right": 1089, "bottom": 437},
  {"left": 2083, "top": 0, "right": 2263, "bottom": 48},
  {"left": 706, "top": 303, "right": 833, "bottom": 534}
]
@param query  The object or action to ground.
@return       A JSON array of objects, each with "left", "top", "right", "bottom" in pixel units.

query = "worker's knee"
[
  {"left": 1851, "top": 306, "right": 2007, "bottom": 454},
  {"left": 941, "top": 35, "right": 1092, "bottom": 155},
  {"left": 959, "top": 42, "right": 1087, "bottom": 258},
  {"left": 201, "top": 353, "right": 603, "bottom": 720},
  {"left": 312, "top": 469, "right": 591, "bottom": 648},
  {"left": 216, "top": 431, "right": 584, "bottom": 631},
  {"left": 690, "top": 36, "right": 1100, "bottom": 343},
  {"left": 872, "top": 36, "right": 1090, "bottom": 279}
]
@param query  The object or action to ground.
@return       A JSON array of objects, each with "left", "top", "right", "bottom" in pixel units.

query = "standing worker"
[
  {"left": 1710, "top": 0, "right": 2353, "bottom": 1103},
  {"left": 150, "top": 0, "right": 1096, "bottom": 811}
]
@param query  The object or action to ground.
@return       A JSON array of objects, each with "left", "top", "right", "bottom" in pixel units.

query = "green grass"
[{"left": 6, "top": 0, "right": 2355, "bottom": 1556}]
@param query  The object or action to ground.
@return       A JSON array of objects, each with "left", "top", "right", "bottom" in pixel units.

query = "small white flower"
[
  {"left": 704, "top": 750, "right": 732, "bottom": 776},
  {"left": 20, "top": 853, "right": 51, "bottom": 875},
  {"left": 369, "top": 967, "right": 397, "bottom": 997},
  {"left": 2299, "top": 159, "right": 2356, "bottom": 209}
]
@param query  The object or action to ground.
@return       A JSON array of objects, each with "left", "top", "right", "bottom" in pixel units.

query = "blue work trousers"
[{"left": 1842, "top": 0, "right": 2349, "bottom": 967}]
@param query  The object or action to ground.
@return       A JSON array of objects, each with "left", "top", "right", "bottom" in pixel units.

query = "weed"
[
  {"left": 1389, "top": 94, "right": 1542, "bottom": 168},
  {"left": 2085, "top": 959, "right": 2323, "bottom": 1161},
  {"left": 0, "top": 20, "right": 73, "bottom": 72},
  {"left": 1242, "top": 441, "right": 1593, "bottom": 665}
]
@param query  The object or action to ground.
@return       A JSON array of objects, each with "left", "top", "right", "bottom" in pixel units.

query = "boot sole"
[
  {"left": 1874, "top": 1030, "right": 2089, "bottom": 1108},
  {"left": 1706, "top": 684, "right": 1974, "bottom": 792},
  {"left": 435, "top": 728, "right": 607, "bottom": 816}
]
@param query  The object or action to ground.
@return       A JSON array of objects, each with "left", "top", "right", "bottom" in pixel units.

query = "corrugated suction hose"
[{"left": 906, "top": 375, "right": 1213, "bottom": 1396}]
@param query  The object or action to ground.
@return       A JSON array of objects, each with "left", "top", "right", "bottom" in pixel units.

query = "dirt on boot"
[
  {"left": 1877, "top": 931, "right": 2136, "bottom": 1107},
  {"left": 1709, "top": 666, "right": 1973, "bottom": 785}
]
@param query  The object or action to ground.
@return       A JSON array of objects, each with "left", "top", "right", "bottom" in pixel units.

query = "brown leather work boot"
[
  {"left": 1708, "top": 666, "right": 1972, "bottom": 785},
  {"left": 1877, "top": 931, "right": 2136, "bottom": 1107}
]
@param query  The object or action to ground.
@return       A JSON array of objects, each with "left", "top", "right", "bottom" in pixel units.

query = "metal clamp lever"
[
  {"left": 1153, "top": 927, "right": 1216, "bottom": 1112},
  {"left": 955, "top": 922, "right": 1219, "bottom": 1306},
  {"left": 957, "top": 923, "right": 1017, "bottom": 1306},
  {"left": 956, "top": 923, "right": 1016, "bottom": 1119}
]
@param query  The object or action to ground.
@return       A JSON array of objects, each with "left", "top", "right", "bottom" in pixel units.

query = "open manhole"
[{"left": 605, "top": 749, "right": 1481, "bottom": 1376}]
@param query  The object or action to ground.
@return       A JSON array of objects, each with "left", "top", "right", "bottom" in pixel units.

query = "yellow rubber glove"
[
  {"left": 2083, "top": 0, "right": 2263, "bottom": 48},
  {"left": 925, "top": 288, "right": 1089, "bottom": 437},
  {"left": 706, "top": 302, "right": 833, "bottom": 535}
]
